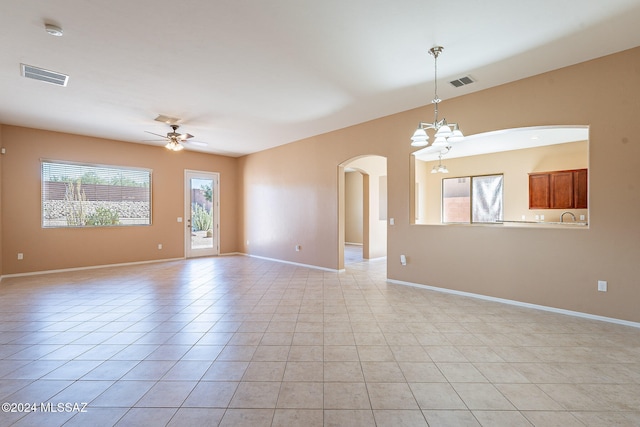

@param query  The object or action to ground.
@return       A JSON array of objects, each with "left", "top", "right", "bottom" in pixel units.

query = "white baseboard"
[
  {"left": 244, "top": 254, "right": 340, "bottom": 272},
  {"left": 387, "top": 279, "right": 640, "bottom": 329},
  {"left": 1, "top": 257, "right": 184, "bottom": 280}
]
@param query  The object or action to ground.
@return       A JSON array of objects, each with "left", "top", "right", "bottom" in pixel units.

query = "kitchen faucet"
[{"left": 560, "top": 212, "right": 576, "bottom": 222}]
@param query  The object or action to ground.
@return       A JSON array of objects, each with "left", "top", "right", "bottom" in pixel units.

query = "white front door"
[{"left": 185, "top": 170, "right": 219, "bottom": 258}]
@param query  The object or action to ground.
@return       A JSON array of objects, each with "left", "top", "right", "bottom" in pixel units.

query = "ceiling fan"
[
  {"left": 145, "top": 124, "right": 194, "bottom": 151},
  {"left": 145, "top": 116, "right": 207, "bottom": 151}
]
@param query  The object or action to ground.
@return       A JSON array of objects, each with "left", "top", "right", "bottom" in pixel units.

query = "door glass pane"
[
  {"left": 442, "top": 177, "right": 470, "bottom": 223},
  {"left": 472, "top": 175, "right": 503, "bottom": 223},
  {"left": 190, "top": 178, "right": 214, "bottom": 250}
]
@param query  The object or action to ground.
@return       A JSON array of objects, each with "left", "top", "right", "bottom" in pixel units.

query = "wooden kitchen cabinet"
[{"left": 529, "top": 169, "right": 587, "bottom": 209}]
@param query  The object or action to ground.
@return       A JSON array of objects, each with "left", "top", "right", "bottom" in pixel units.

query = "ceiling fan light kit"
[{"left": 145, "top": 121, "right": 195, "bottom": 151}]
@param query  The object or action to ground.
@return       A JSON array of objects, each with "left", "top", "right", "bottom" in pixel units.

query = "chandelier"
[
  {"left": 410, "top": 46, "right": 464, "bottom": 148},
  {"left": 431, "top": 152, "right": 449, "bottom": 174}
]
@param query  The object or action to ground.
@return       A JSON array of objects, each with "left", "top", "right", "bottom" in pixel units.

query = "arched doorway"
[{"left": 338, "top": 155, "right": 388, "bottom": 270}]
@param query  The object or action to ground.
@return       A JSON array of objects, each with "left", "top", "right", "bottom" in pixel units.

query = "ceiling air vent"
[
  {"left": 21, "top": 63, "right": 69, "bottom": 87},
  {"left": 449, "top": 75, "right": 474, "bottom": 88}
]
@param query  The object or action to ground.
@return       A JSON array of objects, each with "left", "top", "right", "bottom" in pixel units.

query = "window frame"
[
  {"left": 41, "top": 159, "right": 153, "bottom": 228},
  {"left": 441, "top": 173, "right": 504, "bottom": 224}
]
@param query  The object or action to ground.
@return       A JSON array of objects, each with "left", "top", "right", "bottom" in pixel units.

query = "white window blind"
[{"left": 42, "top": 160, "right": 152, "bottom": 228}]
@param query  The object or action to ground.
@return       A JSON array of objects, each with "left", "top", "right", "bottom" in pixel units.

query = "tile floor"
[{"left": 0, "top": 254, "right": 639, "bottom": 426}]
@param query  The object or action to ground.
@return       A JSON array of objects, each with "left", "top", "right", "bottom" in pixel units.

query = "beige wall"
[
  {"left": 345, "top": 171, "right": 363, "bottom": 244},
  {"left": 239, "top": 46, "right": 640, "bottom": 323},
  {"left": 417, "top": 140, "right": 589, "bottom": 224},
  {"left": 0, "top": 125, "right": 239, "bottom": 274}
]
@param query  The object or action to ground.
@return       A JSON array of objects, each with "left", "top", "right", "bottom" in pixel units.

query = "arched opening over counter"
[{"left": 412, "top": 126, "right": 589, "bottom": 227}]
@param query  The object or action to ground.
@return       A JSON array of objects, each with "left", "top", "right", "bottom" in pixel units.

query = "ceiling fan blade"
[
  {"left": 145, "top": 130, "right": 169, "bottom": 139},
  {"left": 178, "top": 133, "right": 194, "bottom": 140}
]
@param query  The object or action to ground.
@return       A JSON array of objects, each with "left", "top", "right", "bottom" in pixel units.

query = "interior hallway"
[{"left": 0, "top": 255, "right": 639, "bottom": 426}]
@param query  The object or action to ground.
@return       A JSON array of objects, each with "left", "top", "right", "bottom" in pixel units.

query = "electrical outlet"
[
  {"left": 295, "top": 245, "right": 301, "bottom": 252},
  {"left": 17, "top": 253, "right": 23, "bottom": 260},
  {"left": 598, "top": 280, "right": 607, "bottom": 292},
  {"left": 177, "top": 217, "right": 183, "bottom": 223},
  {"left": 400, "top": 254, "right": 407, "bottom": 265},
  {"left": 158, "top": 244, "right": 163, "bottom": 250},
  {"left": 389, "top": 218, "right": 395, "bottom": 225}
]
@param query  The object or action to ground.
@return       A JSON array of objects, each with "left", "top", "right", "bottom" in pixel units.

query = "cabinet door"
[
  {"left": 550, "top": 171, "right": 574, "bottom": 208},
  {"left": 573, "top": 169, "right": 588, "bottom": 208},
  {"left": 529, "top": 174, "right": 550, "bottom": 208}
]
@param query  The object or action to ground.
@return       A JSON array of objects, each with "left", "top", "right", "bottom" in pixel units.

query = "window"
[
  {"left": 442, "top": 174, "right": 503, "bottom": 224},
  {"left": 42, "top": 160, "right": 151, "bottom": 228}
]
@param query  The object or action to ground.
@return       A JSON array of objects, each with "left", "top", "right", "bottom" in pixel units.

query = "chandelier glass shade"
[{"left": 410, "top": 46, "right": 464, "bottom": 148}]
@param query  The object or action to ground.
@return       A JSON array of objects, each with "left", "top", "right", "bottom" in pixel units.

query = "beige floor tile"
[
  {"left": 161, "top": 360, "right": 211, "bottom": 381},
  {"left": 120, "top": 360, "right": 175, "bottom": 380},
  {"left": 216, "top": 345, "right": 257, "bottom": 361},
  {"left": 424, "top": 346, "right": 469, "bottom": 362},
  {"left": 422, "top": 410, "right": 481, "bottom": 427},
  {"left": 399, "top": 362, "right": 447, "bottom": 382},
  {"left": 323, "top": 382, "right": 370, "bottom": 409},
  {"left": 451, "top": 383, "right": 515, "bottom": 410},
  {"left": 361, "top": 361, "right": 405, "bottom": 382},
  {"left": 367, "top": 382, "right": 419, "bottom": 409},
  {"left": 91, "top": 380, "right": 156, "bottom": 407},
  {"left": 166, "top": 408, "right": 225, "bottom": 427},
  {"left": 357, "top": 345, "right": 395, "bottom": 361},
  {"left": 182, "top": 381, "right": 238, "bottom": 407},
  {"left": 64, "top": 407, "right": 129, "bottom": 427},
  {"left": 229, "top": 381, "right": 281, "bottom": 408},
  {"left": 472, "top": 410, "right": 533, "bottom": 427},
  {"left": 410, "top": 383, "right": 467, "bottom": 410},
  {"left": 473, "top": 362, "right": 530, "bottom": 383},
  {"left": 324, "top": 345, "right": 359, "bottom": 361},
  {"left": 283, "top": 361, "right": 323, "bottom": 382},
  {"left": 522, "top": 410, "right": 584, "bottom": 426},
  {"left": 353, "top": 332, "right": 387, "bottom": 345},
  {"left": 288, "top": 345, "right": 323, "bottom": 362},
  {"left": 219, "top": 408, "right": 274, "bottom": 427},
  {"left": 242, "top": 361, "right": 286, "bottom": 381},
  {"left": 324, "top": 361, "right": 364, "bottom": 382},
  {"left": 373, "top": 409, "right": 428, "bottom": 426},
  {"left": 537, "top": 383, "right": 612, "bottom": 411},
  {"left": 323, "top": 409, "right": 375, "bottom": 426},
  {"left": 272, "top": 409, "right": 323, "bottom": 427},
  {"left": 135, "top": 381, "right": 196, "bottom": 407},
  {"left": 252, "top": 345, "right": 290, "bottom": 362},
  {"left": 277, "top": 382, "right": 323, "bottom": 408},
  {"left": 436, "top": 362, "right": 487, "bottom": 383},
  {"left": 495, "top": 383, "right": 563, "bottom": 410}
]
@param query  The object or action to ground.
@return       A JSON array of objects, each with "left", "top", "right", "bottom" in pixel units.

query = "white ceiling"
[{"left": 1, "top": 1, "right": 639, "bottom": 157}]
